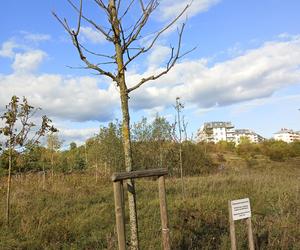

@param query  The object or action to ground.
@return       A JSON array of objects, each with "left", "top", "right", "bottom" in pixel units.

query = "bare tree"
[
  {"left": 53, "top": 1, "right": 192, "bottom": 248},
  {"left": 174, "top": 97, "right": 185, "bottom": 198},
  {"left": 0, "top": 96, "right": 57, "bottom": 226}
]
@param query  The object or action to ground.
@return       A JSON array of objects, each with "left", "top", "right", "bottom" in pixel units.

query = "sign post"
[{"left": 228, "top": 198, "right": 254, "bottom": 250}]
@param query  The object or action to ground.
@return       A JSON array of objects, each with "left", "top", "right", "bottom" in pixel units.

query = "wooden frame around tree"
[{"left": 112, "top": 168, "right": 170, "bottom": 250}]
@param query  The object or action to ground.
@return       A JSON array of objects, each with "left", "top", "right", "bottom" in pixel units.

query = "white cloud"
[
  {"left": 0, "top": 41, "right": 18, "bottom": 58},
  {"left": 59, "top": 127, "right": 99, "bottom": 146},
  {"left": 1, "top": 35, "right": 300, "bottom": 136},
  {"left": 23, "top": 32, "right": 51, "bottom": 42},
  {"left": 12, "top": 50, "right": 47, "bottom": 73},
  {"left": 147, "top": 45, "right": 171, "bottom": 67},
  {"left": 0, "top": 38, "right": 47, "bottom": 73},
  {"left": 0, "top": 73, "right": 119, "bottom": 122},
  {"left": 157, "top": 0, "right": 221, "bottom": 21},
  {"left": 80, "top": 26, "right": 106, "bottom": 44},
  {"left": 128, "top": 36, "right": 300, "bottom": 111},
  {"left": 231, "top": 94, "right": 300, "bottom": 115}
]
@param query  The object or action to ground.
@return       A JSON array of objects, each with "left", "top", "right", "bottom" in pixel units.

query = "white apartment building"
[
  {"left": 273, "top": 128, "right": 300, "bottom": 143},
  {"left": 197, "top": 122, "right": 235, "bottom": 143},
  {"left": 234, "top": 129, "right": 264, "bottom": 144},
  {"left": 197, "top": 122, "right": 264, "bottom": 144}
]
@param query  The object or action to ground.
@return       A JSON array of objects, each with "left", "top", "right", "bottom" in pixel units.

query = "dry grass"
[{"left": 0, "top": 157, "right": 299, "bottom": 249}]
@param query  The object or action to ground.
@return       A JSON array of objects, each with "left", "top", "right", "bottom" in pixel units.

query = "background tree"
[
  {"left": 152, "top": 115, "right": 173, "bottom": 167},
  {"left": 47, "top": 132, "right": 62, "bottom": 179},
  {"left": 132, "top": 115, "right": 173, "bottom": 170},
  {"left": 0, "top": 96, "right": 57, "bottom": 226},
  {"left": 97, "top": 121, "right": 124, "bottom": 172},
  {"left": 53, "top": 1, "right": 191, "bottom": 247},
  {"left": 86, "top": 137, "right": 101, "bottom": 182}
]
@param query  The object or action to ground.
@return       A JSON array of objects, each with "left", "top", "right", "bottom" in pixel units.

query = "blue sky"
[{"left": 1, "top": 0, "right": 300, "bottom": 145}]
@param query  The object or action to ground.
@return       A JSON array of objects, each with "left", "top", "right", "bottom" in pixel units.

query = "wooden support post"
[
  {"left": 246, "top": 217, "right": 255, "bottom": 250},
  {"left": 112, "top": 169, "right": 169, "bottom": 250},
  {"left": 228, "top": 201, "right": 237, "bottom": 250},
  {"left": 113, "top": 181, "right": 126, "bottom": 250},
  {"left": 158, "top": 176, "right": 170, "bottom": 250}
]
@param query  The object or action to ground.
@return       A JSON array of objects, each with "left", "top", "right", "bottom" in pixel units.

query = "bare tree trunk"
[
  {"left": 120, "top": 85, "right": 139, "bottom": 249},
  {"left": 6, "top": 145, "right": 12, "bottom": 226},
  {"left": 176, "top": 99, "right": 185, "bottom": 198},
  {"left": 109, "top": 1, "right": 139, "bottom": 248}
]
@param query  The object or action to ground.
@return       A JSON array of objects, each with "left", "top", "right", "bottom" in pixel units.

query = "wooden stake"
[
  {"left": 113, "top": 181, "right": 126, "bottom": 250},
  {"left": 228, "top": 200, "right": 237, "bottom": 250},
  {"left": 158, "top": 176, "right": 170, "bottom": 250},
  {"left": 246, "top": 217, "right": 255, "bottom": 250}
]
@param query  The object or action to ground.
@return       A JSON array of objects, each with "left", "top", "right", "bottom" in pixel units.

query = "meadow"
[{"left": 0, "top": 155, "right": 299, "bottom": 249}]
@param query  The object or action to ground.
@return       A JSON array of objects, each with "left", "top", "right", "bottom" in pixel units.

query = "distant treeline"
[{"left": 1, "top": 116, "right": 300, "bottom": 176}]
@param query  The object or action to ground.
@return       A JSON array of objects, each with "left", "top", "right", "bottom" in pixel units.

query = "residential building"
[
  {"left": 273, "top": 128, "right": 300, "bottom": 143},
  {"left": 234, "top": 129, "right": 264, "bottom": 144},
  {"left": 197, "top": 121, "right": 235, "bottom": 143},
  {"left": 197, "top": 122, "right": 264, "bottom": 144}
]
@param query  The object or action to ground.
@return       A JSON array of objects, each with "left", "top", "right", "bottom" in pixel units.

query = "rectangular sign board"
[{"left": 231, "top": 198, "right": 251, "bottom": 221}]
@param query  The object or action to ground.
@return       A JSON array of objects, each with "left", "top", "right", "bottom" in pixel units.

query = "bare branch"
[
  {"left": 67, "top": 0, "right": 113, "bottom": 42},
  {"left": 94, "top": 0, "right": 110, "bottom": 14},
  {"left": 96, "top": 61, "right": 116, "bottom": 65},
  {"left": 75, "top": 0, "right": 83, "bottom": 35},
  {"left": 178, "top": 46, "right": 197, "bottom": 60},
  {"left": 53, "top": 8, "right": 116, "bottom": 81},
  {"left": 71, "top": 33, "right": 117, "bottom": 80},
  {"left": 79, "top": 44, "right": 115, "bottom": 59},
  {"left": 127, "top": 23, "right": 188, "bottom": 93},
  {"left": 116, "top": 0, "right": 121, "bottom": 14},
  {"left": 124, "top": 3, "right": 190, "bottom": 68},
  {"left": 124, "top": 0, "right": 158, "bottom": 50},
  {"left": 119, "top": 0, "right": 135, "bottom": 21},
  {"left": 66, "top": 65, "right": 88, "bottom": 70},
  {"left": 139, "top": 0, "right": 145, "bottom": 12},
  {"left": 52, "top": 11, "right": 72, "bottom": 35}
]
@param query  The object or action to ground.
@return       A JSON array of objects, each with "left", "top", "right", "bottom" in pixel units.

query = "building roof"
[
  {"left": 203, "top": 121, "right": 234, "bottom": 129},
  {"left": 274, "top": 128, "right": 296, "bottom": 134},
  {"left": 235, "top": 129, "right": 253, "bottom": 135}
]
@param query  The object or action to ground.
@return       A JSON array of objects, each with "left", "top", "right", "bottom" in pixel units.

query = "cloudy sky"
[{"left": 1, "top": 0, "right": 300, "bottom": 145}]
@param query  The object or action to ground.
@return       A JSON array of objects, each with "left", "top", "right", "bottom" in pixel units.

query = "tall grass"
[{"left": 0, "top": 157, "right": 299, "bottom": 249}]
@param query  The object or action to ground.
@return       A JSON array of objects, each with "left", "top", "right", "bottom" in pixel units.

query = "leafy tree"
[
  {"left": 182, "top": 141, "right": 214, "bottom": 176},
  {"left": 20, "top": 145, "right": 47, "bottom": 172},
  {"left": 151, "top": 115, "right": 173, "bottom": 142},
  {"left": 131, "top": 115, "right": 173, "bottom": 170},
  {"left": 132, "top": 117, "right": 152, "bottom": 142},
  {"left": 261, "top": 140, "right": 291, "bottom": 161},
  {"left": 0, "top": 96, "right": 57, "bottom": 226},
  {"left": 85, "top": 137, "right": 101, "bottom": 181},
  {"left": 74, "top": 153, "right": 87, "bottom": 171},
  {"left": 216, "top": 140, "right": 235, "bottom": 152},
  {"left": 289, "top": 141, "right": 300, "bottom": 157},
  {"left": 97, "top": 121, "right": 124, "bottom": 172},
  {"left": 70, "top": 142, "right": 77, "bottom": 150},
  {"left": 47, "top": 132, "right": 63, "bottom": 179}
]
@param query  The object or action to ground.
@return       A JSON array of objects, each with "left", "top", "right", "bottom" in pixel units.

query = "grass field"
[{"left": 0, "top": 156, "right": 299, "bottom": 249}]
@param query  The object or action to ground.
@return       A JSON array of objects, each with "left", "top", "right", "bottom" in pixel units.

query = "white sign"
[{"left": 231, "top": 198, "right": 251, "bottom": 221}]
